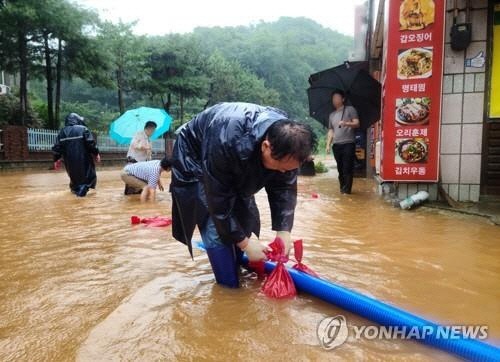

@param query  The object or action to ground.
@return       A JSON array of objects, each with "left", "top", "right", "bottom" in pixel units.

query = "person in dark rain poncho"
[
  {"left": 52, "top": 113, "right": 100, "bottom": 197},
  {"left": 170, "top": 102, "right": 317, "bottom": 288}
]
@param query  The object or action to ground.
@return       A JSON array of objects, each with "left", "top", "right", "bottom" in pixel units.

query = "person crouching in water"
[
  {"left": 52, "top": 113, "right": 100, "bottom": 197},
  {"left": 170, "top": 102, "right": 317, "bottom": 288},
  {"left": 121, "top": 157, "right": 171, "bottom": 202},
  {"left": 124, "top": 121, "right": 157, "bottom": 195}
]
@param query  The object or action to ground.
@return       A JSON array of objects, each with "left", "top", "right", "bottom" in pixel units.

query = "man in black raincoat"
[
  {"left": 170, "top": 102, "right": 316, "bottom": 288},
  {"left": 52, "top": 113, "right": 100, "bottom": 197}
]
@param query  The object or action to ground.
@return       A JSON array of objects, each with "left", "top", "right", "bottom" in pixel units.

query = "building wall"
[{"left": 398, "top": 0, "right": 489, "bottom": 202}]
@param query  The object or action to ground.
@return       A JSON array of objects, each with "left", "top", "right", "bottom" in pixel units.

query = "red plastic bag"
[
  {"left": 291, "top": 239, "right": 320, "bottom": 278},
  {"left": 248, "top": 238, "right": 282, "bottom": 279},
  {"left": 248, "top": 261, "right": 266, "bottom": 279},
  {"left": 265, "top": 237, "right": 283, "bottom": 260},
  {"left": 54, "top": 159, "right": 62, "bottom": 171},
  {"left": 145, "top": 218, "right": 172, "bottom": 227},
  {"left": 261, "top": 237, "right": 296, "bottom": 299},
  {"left": 131, "top": 216, "right": 172, "bottom": 227}
]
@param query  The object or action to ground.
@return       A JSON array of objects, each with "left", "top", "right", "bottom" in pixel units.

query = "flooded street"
[{"left": 0, "top": 166, "right": 499, "bottom": 361}]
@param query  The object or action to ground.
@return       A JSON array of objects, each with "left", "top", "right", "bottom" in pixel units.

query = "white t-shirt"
[{"left": 127, "top": 131, "right": 152, "bottom": 162}]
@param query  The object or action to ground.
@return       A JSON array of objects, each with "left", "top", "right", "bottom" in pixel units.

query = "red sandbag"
[
  {"left": 291, "top": 239, "right": 320, "bottom": 278},
  {"left": 248, "top": 261, "right": 266, "bottom": 279},
  {"left": 130, "top": 216, "right": 172, "bottom": 227},
  {"left": 261, "top": 237, "right": 296, "bottom": 299},
  {"left": 248, "top": 238, "right": 281, "bottom": 279},
  {"left": 265, "top": 237, "right": 284, "bottom": 260}
]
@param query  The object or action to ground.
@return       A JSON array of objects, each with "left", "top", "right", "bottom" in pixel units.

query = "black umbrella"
[{"left": 307, "top": 61, "right": 381, "bottom": 130}]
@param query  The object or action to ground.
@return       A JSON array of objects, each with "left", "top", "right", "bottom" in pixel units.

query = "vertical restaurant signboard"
[{"left": 380, "top": 0, "right": 445, "bottom": 182}]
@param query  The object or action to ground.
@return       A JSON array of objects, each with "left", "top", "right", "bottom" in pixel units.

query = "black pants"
[{"left": 332, "top": 142, "right": 355, "bottom": 194}]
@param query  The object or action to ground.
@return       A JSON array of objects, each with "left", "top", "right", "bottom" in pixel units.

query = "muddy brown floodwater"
[{"left": 0, "top": 166, "right": 499, "bottom": 361}]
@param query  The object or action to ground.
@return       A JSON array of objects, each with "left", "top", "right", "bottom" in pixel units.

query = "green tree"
[
  {"left": 193, "top": 17, "right": 353, "bottom": 121},
  {"left": 0, "top": 0, "right": 39, "bottom": 125},
  {"left": 97, "top": 21, "right": 148, "bottom": 114},
  {"left": 53, "top": 12, "right": 108, "bottom": 127},
  {"left": 205, "top": 51, "right": 279, "bottom": 106},
  {"left": 0, "top": 0, "right": 106, "bottom": 128},
  {"left": 145, "top": 35, "right": 208, "bottom": 122}
]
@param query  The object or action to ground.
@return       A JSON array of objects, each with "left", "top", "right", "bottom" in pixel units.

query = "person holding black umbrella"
[{"left": 325, "top": 89, "right": 360, "bottom": 194}]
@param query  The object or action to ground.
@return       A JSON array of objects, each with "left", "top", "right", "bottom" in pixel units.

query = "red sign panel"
[{"left": 380, "top": 0, "right": 445, "bottom": 182}]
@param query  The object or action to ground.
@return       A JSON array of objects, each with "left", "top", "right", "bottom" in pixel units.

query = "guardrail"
[
  {"left": 27, "top": 128, "right": 58, "bottom": 151},
  {"left": 27, "top": 128, "right": 165, "bottom": 153},
  {"left": 96, "top": 133, "right": 165, "bottom": 153}
]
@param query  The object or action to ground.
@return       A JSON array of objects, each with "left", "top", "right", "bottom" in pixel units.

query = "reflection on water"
[{"left": 0, "top": 168, "right": 498, "bottom": 361}]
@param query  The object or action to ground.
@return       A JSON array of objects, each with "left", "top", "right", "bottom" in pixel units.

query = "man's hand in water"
[
  {"left": 238, "top": 237, "right": 269, "bottom": 261},
  {"left": 158, "top": 180, "right": 164, "bottom": 192},
  {"left": 276, "top": 231, "right": 293, "bottom": 256}
]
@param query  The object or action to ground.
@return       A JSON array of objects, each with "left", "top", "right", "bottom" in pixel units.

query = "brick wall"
[{"left": 3, "top": 126, "right": 29, "bottom": 161}]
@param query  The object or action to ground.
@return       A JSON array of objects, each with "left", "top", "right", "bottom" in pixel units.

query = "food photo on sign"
[
  {"left": 395, "top": 97, "right": 431, "bottom": 126},
  {"left": 397, "top": 47, "right": 433, "bottom": 79},
  {"left": 395, "top": 138, "right": 429, "bottom": 164},
  {"left": 399, "top": 0, "right": 435, "bottom": 31}
]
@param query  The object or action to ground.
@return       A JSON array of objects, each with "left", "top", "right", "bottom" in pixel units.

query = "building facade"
[{"left": 367, "top": 0, "right": 499, "bottom": 202}]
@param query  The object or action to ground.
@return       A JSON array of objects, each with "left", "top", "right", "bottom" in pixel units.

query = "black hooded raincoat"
[
  {"left": 52, "top": 114, "right": 99, "bottom": 192},
  {"left": 170, "top": 102, "right": 297, "bottom": 257}
]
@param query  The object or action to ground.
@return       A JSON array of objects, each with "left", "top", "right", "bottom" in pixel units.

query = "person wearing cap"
[{"left": 52, "top": 113, "right": 100, "bottom": 197}]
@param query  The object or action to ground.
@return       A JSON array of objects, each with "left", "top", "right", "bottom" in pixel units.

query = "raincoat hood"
[
  {"left": 65, "top": 113, "right": 86, "bottom": 127},
  {"left": 53, "top": 115, "right": 99, "bottom": 194}
]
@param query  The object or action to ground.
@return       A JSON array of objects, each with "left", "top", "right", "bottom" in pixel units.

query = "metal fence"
[
  {"left": 96, "top": 133, "right": 165, "bottom": 153},
  {"left": 27, "top": 128, "right": 58, "bottom": 151},
  {"left": 151, "top": 138, "right": 166, "bottom": 153},
  {"left": 96, "top": 133, "right": 129, "bottom": 152},
  {"left": 27, "top": 128, "right": 165, "bottom": 153}
]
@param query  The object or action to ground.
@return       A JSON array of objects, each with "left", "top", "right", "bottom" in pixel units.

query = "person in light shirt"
[
  {"left": 127, "top": 121, "right": 157, "bottom": 163},
  {"left": 124, "top": 121, "right": 157, "bottom": 195}
]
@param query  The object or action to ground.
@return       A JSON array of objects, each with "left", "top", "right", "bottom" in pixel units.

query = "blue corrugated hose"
[{"left": 196, "top": 242, "right": 500, "bottom": 361}]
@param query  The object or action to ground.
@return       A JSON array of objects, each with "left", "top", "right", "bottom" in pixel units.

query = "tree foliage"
[{"left": 1, "top": 6, "right": 353, "bottom": 136}]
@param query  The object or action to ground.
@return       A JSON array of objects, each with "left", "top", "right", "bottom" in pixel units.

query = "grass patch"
[{"left": 314, "top": 161, "right": 328, "bottom": 173}]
